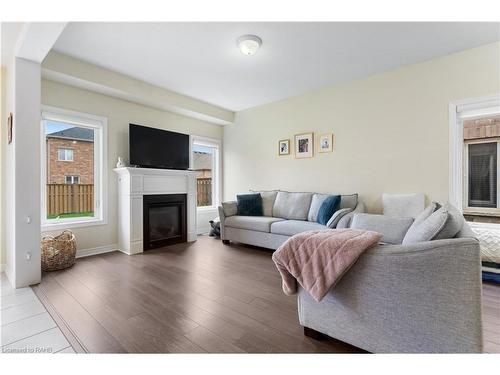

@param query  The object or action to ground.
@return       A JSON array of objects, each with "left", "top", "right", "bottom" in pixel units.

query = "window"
[
  {"left": 41, "top": 106, "right": 107, "bottom": 229},
  {"left": 65, "top": 175, "right": 80, "bottom": 184},
  {"left": 464, "top": 139, "right": 500, "bottom": 213},
  {"left": 58, "top": 148, "right": 74, "bottom": 161},
  {"left": 192, "top": 137, "right": 220, "bottom": 209}
]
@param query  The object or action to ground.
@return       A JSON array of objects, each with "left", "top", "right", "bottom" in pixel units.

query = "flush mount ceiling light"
[{"left": 237, "top": 35, "right": 262, "bottom": 56}]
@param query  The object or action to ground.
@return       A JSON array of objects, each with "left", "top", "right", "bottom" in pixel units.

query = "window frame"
[
  {"left": 191, "top": 135, "right": 221, "bottom": 211},
  {"left": 58, "top": 148, "right": 74, "bottom": 161},
  {"left": 41, "top": 106, "right": 108, "bottom": 230},
  {"left": 449, "top": 94, "right": 500, "bottom": 212},
  {"left": 463, "top": 138, "right": 500, "bottom": 215},
  {"left": 65, "top": 175, "right": 80, "bottom": 184}
]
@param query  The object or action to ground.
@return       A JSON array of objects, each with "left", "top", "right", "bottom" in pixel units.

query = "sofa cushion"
[
  {"left": 351, "top": 213, "right": 413, "bottom": 244},
  {"left": 250, "top": 190, "right": 278, "bottom": 217},
  {"left": 402, "top": 202, "right": 440, "bottom": 244},
  {"left": 222, "top": 201, "right": 237, "bottom": 217},
  {"left": 308, "top": 193, "right": 329, "bottom": 221},
  {"left": 236, "top": 194, "right": 263, "bottom": 216},
  {"left": 273, "top": 191, "right": 313, "bottom": 220},
  {"left": 383, "top": 193, "right": 425, "bottom": 218},
  {"left": 309, "top": 193, "right": 358, "bottom": 221},
  {"left": 270, "top": 220, "right": 327, "bottom": 236},
  {"left": 326, "top": 207, "right": 354, "bottom": 228},
  {"left": 402, "top": 202, "right": 464, "bottom": 244},
  {"left": 317, "top": 195, "right": 341, "bottom": 225},
  {"left": 225, "top": 216, "right": 285, "bottom": 233},
  {"left": 433, "top": 202, "right": 464, "bottom": 240},
  {"left": 340, "top": 194, "right": 358, "bottom": 210}
]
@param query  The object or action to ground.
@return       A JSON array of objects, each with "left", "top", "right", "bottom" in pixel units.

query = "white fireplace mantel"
[{"left": 114, "top": 167, "right": 198, "bottom": 255}]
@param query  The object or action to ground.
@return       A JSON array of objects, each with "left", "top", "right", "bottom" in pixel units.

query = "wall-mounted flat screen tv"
[{"left": 129, "top": 124, "right": 190, "bottom": 170}]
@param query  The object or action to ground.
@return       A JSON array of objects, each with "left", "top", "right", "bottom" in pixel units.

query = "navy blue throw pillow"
[
  {"left": 317, "top": 195, "right": 341, "bottom": 225},
  {"left": 237, "top": 193, "right": 263, "bottom": 216}
]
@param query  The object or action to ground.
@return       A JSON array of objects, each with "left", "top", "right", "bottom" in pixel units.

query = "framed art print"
[
  {"left": 278, "top": 139, "right": 290, "bottom": 155},
  {"left": 294, "top": 133, "right": 313, "bottom": 158},
  {"left": 319, "top": 133, "right": 333, "bottom": 153}
]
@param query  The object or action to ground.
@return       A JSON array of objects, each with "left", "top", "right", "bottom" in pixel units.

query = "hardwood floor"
[{"left": 33, "top": 236, "right": 500, "bottom": 353}]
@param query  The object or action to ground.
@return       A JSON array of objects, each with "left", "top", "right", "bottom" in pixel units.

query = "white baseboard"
[
  {"left": 76, "top": 243, "right": 119, "bottom": 258},
  {"left": 197, "top": 225, "right": 211, "bottom": 235}
]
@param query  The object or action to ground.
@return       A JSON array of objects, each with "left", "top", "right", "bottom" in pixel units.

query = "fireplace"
[{"left": 143, "top": 194, "right": 187, "bottom": 250}]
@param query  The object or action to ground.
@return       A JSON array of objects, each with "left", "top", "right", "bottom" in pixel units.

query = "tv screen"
[{"left": 129, "top": 124, "right": 190, "bottom": 170}]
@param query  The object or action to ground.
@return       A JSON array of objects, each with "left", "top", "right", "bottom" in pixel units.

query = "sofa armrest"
[
  {"left": 218, "top": 205, "right": 226, "bottom": 240},
  {"left": 218, "top": 201, "right": 237, "bottom": 240},
  {"left": 298, "top": 236, "right": 483, "bottom": 353},
  {"left": 336, "top": 201, "right": 365, "bottom": 228}
]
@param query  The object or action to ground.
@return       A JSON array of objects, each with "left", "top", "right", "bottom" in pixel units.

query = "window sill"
[
  {"left": 463, "top": 210, "right": 500, "bottom": 218},
  {"left": 197, "top": 206, "right": 218, "bottom": 212},
  {"left": 41, "top": 218, "right": 107, "bottom": 232}
]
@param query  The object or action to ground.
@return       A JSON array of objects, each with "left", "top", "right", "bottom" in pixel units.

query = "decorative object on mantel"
[
  {"left": 278, "top": 139, "right": 290, "bottom": 155},
  {"left": 41, "top": 230, "right": 77, "bottom": 271},
  {"left": 295, "top": 132, "right": 314, "bottom": 158},
  {"left": 319, "top": 133, "right": 333, "bottom": 153},
  {"left": 7, "top": 112, "right": 13, "bottom": 144},
  {"left": 116, "top": 156, "right": 127, "bottom": 168}
]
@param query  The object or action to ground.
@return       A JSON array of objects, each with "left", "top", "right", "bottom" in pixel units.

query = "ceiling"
[{"left": 52, "top": 22, "right": 500, "bottom": 111}]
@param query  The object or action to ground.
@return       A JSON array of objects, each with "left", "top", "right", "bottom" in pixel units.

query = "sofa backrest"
[
  {"left": 250, "top": 190, "right": 278, "bottom": 217},
  {"left": 273, "top": 191, "right": 313, "bottom": 220}
]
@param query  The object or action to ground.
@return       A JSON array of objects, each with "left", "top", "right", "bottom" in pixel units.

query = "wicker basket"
[{"left": 41, "top": 230, "right": 77, "bottom": 271}]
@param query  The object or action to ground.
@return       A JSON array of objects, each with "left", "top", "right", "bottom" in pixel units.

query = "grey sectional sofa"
[
  {"left": 299, "top": 224, "right": 482, "bottom": 353},
  {"left": 218, "top": 191, "right": 364, "bottom": 250},
  {"left": 219, "top": 193, "right": 483, "bottom": 353}
]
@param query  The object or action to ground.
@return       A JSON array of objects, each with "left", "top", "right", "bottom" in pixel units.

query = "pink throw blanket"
[{"left": 272, "top": 229, "right": 381, "bottom": 302}]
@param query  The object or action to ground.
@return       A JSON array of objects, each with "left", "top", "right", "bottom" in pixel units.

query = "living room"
[{"left": 1, "top": 1, "right": 500, "bottom": 373}]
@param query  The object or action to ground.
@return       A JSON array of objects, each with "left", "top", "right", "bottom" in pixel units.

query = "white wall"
[
  {"left": 223, "top": 42, "right": 500, "bottom": 213},
  {"left": 41, "top": 80, "right": 223, "bottom": 251},
  {"left": 0, "top": 68, "right": 5, "bottom": 271},
  {"left": 3, "top": 57, "right": 42, "bottom": 286}
]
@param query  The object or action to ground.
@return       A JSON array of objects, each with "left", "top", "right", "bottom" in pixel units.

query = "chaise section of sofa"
[
  {"left": 298, "top": 224, "right": 483, "bottom": 353},
  {"left": 218, "top": 191, "right": 364, "bottom": 250}
]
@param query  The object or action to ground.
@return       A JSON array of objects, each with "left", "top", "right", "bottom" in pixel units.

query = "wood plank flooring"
[{"left": 33, "top": 236, "right": 500, "bottom": 353}]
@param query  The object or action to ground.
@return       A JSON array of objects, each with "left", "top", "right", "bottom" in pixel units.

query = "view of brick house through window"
[
  {"left": 192, "top": 144, "right": 214, "bottom": 207},
  {"left": 463, "top": 114, "right": 500, "bottom": 223},
  {"left": 45, "top": 122, "right": 94, "bottom": 220}
]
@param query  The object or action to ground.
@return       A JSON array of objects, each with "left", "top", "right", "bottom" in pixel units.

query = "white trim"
[
  {"left": 40, "top": 105, "right": 108, "bottom": 230},
  {"left": 75, "top": 243, "right": 119, "bottom": 259},
  {"left": 449, "top": 94, "right": 500, "bottom": 210}
]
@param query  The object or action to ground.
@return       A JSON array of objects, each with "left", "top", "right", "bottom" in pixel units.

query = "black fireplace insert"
[{"left": 143, "top": 194, "right": 187, "bottom": 250}]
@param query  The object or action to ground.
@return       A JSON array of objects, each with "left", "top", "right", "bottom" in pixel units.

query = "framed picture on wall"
[
  {"left": 278, "top": 139, "right": 290, "bottom": 155},
  {"left": 294, "top": 133, "right": 314, "bottom": 158},
  {"left": 319, "top": 133, "right": 333, "bottom": 153}
]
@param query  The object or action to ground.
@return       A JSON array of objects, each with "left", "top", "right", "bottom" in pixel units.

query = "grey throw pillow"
[
  {"left": 433, "top": 202, "right": 464, "bottom": 240},
  {"left": 222, "top": 201, "right": 237, "bottom": 217},
  {"left": 351, "top": 213, "right": 414, "bottom": 245},
  {"left": 402, "top": 203, "right": 446, "bottom": 244},
  {"left": 326, "top": 207, "right": 354, "bottom": 228},
  {"left": 402, "top": 202, "right": 464, "bottom": 244}
]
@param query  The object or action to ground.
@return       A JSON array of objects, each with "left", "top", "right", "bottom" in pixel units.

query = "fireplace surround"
[{"left": 114, "top": 167, "right": 197, "bottom": 254}]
